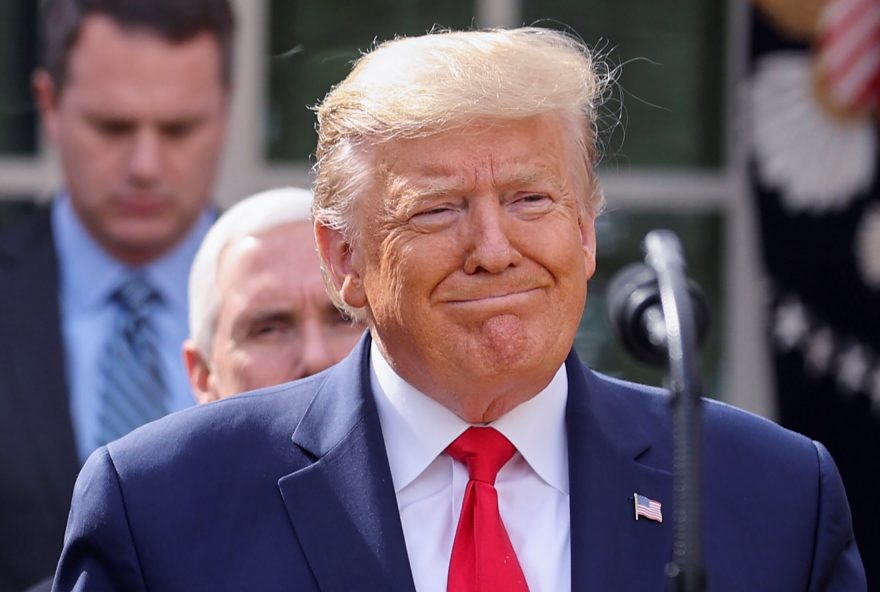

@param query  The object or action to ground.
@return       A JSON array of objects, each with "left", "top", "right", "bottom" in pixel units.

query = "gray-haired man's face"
[{"left": 189, "top": 220, "right": 365, "bottom": 402}]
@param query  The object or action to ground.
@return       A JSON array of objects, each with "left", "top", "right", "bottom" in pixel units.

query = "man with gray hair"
[
  {"left": 183, "top": 187, "right": 365, "bottom": 402},
  {"left": 55, "top": 27, "right": 865, "bottom": 590}
]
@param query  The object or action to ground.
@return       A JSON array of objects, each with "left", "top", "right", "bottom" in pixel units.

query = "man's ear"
[
  {"left": 182, "top": 340, "right": 218, "bottom": 405},
  {"left": 579, "top": 214, "right": 597, "bottom": 281},
  {"left": 32, "top": 70, "right": 61, "bottom": 142},
  {"left": 314, "top": 221, "right": 367, "bottom": 309}
]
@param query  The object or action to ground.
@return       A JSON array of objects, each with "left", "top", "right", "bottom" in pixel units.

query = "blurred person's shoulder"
[
  {"left": 103, "top": 368, "right": 336, "bottom": 479},
  {"left": 0, "top": 201, "right": 50, "bottom": 264},
  {"left": 0, "top": 203, "right": 57, "bottom": 310}
]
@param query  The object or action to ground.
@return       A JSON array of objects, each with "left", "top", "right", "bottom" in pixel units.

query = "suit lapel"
[
  {"left": 277, "top": 341, "right": 676, "bottom": 591},
  {"left": 566, "top": 355, "right": 674, "bottom": 591},
  {"left": 277, "top": 337, "right": 416, "bottom": 592}
]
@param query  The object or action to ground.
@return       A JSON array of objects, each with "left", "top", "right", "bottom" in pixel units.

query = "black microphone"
[
  {"left": 605, "top": 230, "right": 709, "bottom": 592},
  {"left": 605, "top": 261, "right": 710, "bottom": 367}
]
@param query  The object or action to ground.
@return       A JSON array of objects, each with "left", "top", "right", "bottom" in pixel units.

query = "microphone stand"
[{"left": 642, "top": 230, "right": 707, "bottom": 592}]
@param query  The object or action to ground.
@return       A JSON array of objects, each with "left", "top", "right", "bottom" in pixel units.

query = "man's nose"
[
  {"left": 127, "top": 129, "right": 162, "bottom": 183},
  {"left": 463, "top": 200, "right": 522, "bottom": 274}
]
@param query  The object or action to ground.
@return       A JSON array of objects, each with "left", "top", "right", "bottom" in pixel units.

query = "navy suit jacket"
[
  {"left": 54, "top": 335, "right": 865, "bottom": 591},
  {"left": 0, "top": 209, "right": 81, "bottom": 592}
]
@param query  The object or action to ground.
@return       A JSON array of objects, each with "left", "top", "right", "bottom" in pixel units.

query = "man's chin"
[
  {"left": 456, "top": 315, "right": 534, "bottom": 370},
  {"left": 102, "top": 229, "right": 184, "bottom": 264}
]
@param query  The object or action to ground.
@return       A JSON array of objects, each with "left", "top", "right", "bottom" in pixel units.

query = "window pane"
[
  {"left": 0, "top": 1, "right": 38, "bottom": 155},
  {"left": 522, "top": 0, "right": 726, "bottom": 168},
  {"left": 578, "top": 210, "right": 725, "bottom": 396},
  {"left": 267, "top": 0, "right": 476, "bottom": 161}
]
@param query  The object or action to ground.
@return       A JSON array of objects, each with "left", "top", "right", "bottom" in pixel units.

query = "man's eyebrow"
[
  {"left": 246, "top": 310, "right": 295, "bottom": 324},
  {"left": 495, "top": 164, "right": 562, "bottom": 188},
  {"left": 232, "top": 309, "right": 295, "bottom": 334},
  {"left": 160, "top": 113, "right": 208, "bottom": 126},
  {"left": 81, "top": 110, "right": 208, "bottom": 126},
  {"left": 389, "top": 163, "right": 564, "bottom": 205},
  {"left": 83, "top": 111, "right": 134, "bottom": 126},
  {"left": 396, "top": 185, "right": 459, "bottom": 203},
  {"left": 386, "top": 178, "right": 464, "bottom": 218},
  {"left": 389, "top": 173, "right": 465, "bottom": 201}
]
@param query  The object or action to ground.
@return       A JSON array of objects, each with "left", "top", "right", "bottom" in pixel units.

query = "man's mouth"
[
  {"left": 447, "top": 287, "right": 541, "bottom": 305},
  {"left": 116, "top": 193, "right": 166, "bottom": 215}
]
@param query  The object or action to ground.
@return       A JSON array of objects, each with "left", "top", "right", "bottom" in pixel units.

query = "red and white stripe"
[
  {"left": 635, "top": 495, "right": 663, "bottom": 523},
  {"left": 817, "top": 0, "right": 880, "bottom": 112}
]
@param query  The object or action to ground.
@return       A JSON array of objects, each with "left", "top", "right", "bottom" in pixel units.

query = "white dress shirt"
[{"left": 370, "top": 341, "right": 571, "bottom": 592}]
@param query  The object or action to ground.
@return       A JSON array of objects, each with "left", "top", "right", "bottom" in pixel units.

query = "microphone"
[
  {"left": 605, "top": 261, "right": 709, "bottom": 367},
  {"left": 605, "top": 230, "right": 709, "bottom": 592}
]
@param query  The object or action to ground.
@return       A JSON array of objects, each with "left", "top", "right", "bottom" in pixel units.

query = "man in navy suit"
[
  {"left": 54, "top": 27, "right": 866, "bottom": 590},
  {"left": 0, "top": 1, "right": 234, "bottom": 590}
]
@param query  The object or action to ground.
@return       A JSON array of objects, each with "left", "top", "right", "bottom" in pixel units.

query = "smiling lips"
[{"left": 446, "top": 286, "right": 542, "bottom": 305}]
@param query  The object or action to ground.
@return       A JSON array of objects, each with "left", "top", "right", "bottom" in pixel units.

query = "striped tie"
[{"left": 96, "top": 273, "right": 168, "bottom": 447}]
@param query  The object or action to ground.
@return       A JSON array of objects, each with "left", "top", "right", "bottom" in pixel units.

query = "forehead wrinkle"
[
  {"left": 385, "top": 167, "right": 473, "bottom": 212},
  {"left": 394, "top": 160, "right": 562, "bottom": 198},
  {"left": 380, "top": 125, "right": 571, "bottom": 216},
  {"left": 490, "top": 160, "right": 569, "bottom": 195}
]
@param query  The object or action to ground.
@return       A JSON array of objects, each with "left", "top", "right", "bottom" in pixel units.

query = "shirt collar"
[
  {"left": 491, "top": 364, "right": 569, "bottom": 494},
  {"left": 53, "top": 193, "right": 125, "bottom": 312},
  {"left": 52, "top": 193, "right": 214, "bottom": 313},
  {"left": 370, "top": 340, "right": 570, "bottom": 496}
]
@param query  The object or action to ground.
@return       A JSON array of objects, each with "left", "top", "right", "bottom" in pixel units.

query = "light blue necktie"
[{"left": 96, "top": 273, "right": 168, "bottom": 447}]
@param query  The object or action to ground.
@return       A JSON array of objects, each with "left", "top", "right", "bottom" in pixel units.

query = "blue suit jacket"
[
  {"left": 54, "top": 335, "right": 865, "bottom": 591},
  {"left": 0, "top": 209, "right": 81, "bottom": 592}
]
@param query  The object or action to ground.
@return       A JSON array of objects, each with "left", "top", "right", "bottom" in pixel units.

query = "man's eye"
[
  {"left": 250, "top": 321, "right": 290, "bottom": 338},
  {"left": 252, "top": 324, "right": 277, "bottom": 336},
  {"left": 518, "top": 194, "right": 550, "bottom": 204},
  {"left": 414, "top": 206, "right": 452, "bottom": 218},
  {"left": 162, "top": 121, "right": 196, "bottom": 139},
  {"left": 509, "top": 193, "right": 553, "bottom": 214},
  {"left": 410, "top": 205, "right": 459, "bottom": 230},
  {"left": 95, "top": 120, "right": 132, "bottom": 137}
]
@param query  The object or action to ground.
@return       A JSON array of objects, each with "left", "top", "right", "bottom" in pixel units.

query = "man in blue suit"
[
  {"left": 0, "top": 1, "right": 234, "bottom": 589},
  {"left": 54, "top": 27, "right": 866, "bottom": 590}
]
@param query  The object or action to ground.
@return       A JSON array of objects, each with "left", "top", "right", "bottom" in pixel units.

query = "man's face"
[
  {"left": 188, "top": 221, "right": 365, "bottom": 402},
  {"left": 325, "top": 114, "right": 597, "bottom": 422},
  {"left": 34, "top": 15, "right": 229, "bottom": 264}
]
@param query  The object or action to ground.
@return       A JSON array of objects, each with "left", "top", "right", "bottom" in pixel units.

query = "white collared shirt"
[{"left": 370, "top": 341, "right": 571, "bottom": 592}]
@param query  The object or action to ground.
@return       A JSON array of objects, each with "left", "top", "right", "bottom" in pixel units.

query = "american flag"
[
  {"left": 634, "top": 494, "right": 663, "bottom": 523},
  {"left": 816, "top": 0, "right": 880, "bottom": 112}
]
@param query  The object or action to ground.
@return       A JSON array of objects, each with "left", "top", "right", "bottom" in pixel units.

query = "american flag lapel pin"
[{"left": 633, "top": 493, "right": 663, "bottom": 523}]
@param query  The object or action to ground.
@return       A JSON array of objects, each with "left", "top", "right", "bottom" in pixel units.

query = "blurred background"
[
  {"left": 3, "top": 0, "right": 879, "bottom": 580},
  {"left": 0, "top": 0, "right": 748, "bottom": 409}
]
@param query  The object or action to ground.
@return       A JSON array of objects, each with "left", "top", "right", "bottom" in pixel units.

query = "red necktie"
[{"left": 446, "top": 427, "right": 529, "bottom": 592}]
